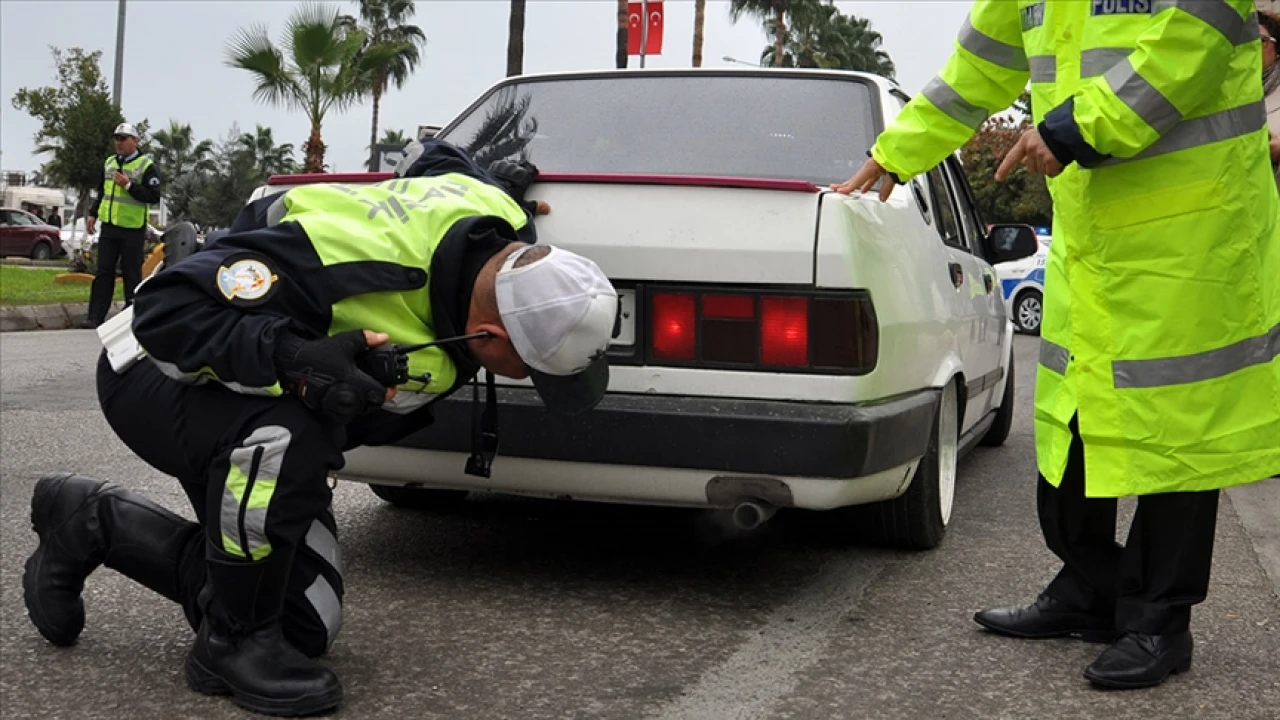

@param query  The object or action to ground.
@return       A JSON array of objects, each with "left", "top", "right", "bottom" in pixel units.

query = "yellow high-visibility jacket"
[{"left": 873, "top": 0, "right": 1280, "bottom": 497}]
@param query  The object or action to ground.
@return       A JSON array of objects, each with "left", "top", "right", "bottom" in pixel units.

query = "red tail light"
[
  {"left": 645, "top": 289, "right": 877, "bottom": 374},
  {"left": 651, "top": 292, "right": 696, "bottom": 361},
  {"left": 760, "top": 296, "right": 809, "bottom": 367}
]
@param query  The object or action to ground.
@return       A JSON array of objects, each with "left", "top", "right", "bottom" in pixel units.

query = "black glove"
[
  {"left": 273, "top": 329, "right": 389, "bottom": 424},
  {"left": 488, "top": 158, "right": 539, "bottom": 205}
]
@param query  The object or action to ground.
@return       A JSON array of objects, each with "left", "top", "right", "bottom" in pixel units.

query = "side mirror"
[{"left": 983, "top": 224, "right": 1039, "bottom": 264}]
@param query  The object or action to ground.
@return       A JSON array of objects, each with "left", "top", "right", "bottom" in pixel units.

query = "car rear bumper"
[{"left": 385, "top": 387, "right": 939, "bottom": 480}]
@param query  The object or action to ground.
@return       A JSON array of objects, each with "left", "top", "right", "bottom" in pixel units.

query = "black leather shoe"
[
  {"left": 1084, "top": 631, "right": 1193, "bottom": 689},
  {"left": 23, "top": 472, "right": 204, "bottom": 646},
  {"left": 974, "top": 595, "right": 1119, "bottom": 643}
]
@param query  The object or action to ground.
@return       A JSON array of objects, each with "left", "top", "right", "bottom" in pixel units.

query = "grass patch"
[{"left": 0, "top": 266, "right": 123, "bottom": 306}]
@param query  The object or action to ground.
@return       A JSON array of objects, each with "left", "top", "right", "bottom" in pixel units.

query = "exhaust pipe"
[{"left": 730, "top": 500, "right": 777, "bottom": 530}]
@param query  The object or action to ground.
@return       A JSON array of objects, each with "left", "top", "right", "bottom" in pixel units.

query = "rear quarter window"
[{"left": 439, "top": 74, "right": 879, "bottom": 186}]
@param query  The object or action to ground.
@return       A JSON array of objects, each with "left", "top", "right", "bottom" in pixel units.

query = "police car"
[
  {"left": 994, "top": 228, "right": 1050, "bottom": 335},
  {"left": 252, "top": 69, "right": 1039, "bottom": 550}
]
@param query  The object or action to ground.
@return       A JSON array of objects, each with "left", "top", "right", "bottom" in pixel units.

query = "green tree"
[
  {"left": 227, "top": 2, "right": 400, "bottom": 173},
  {"left": 151, "top": 121, "right": 215, "bottom": 222},
  {"left": 363, "top": 128, "right": 410, "bottom": 169},
  {"left": 959, "top": 95, "right": 1053, "bottom": 227},
  {"left": 11, "top": 47, "right": 129, "bottom": 219},
  {"left": 189, "top": 124, "right": 266, "bottom": 229},
  {"left": 729, "top": 0, "right": 820, "bottom": 72},
  {"left": 340, "top": 0, "right": 427, "bottom": 170},
  {"left": 237, "top": 124, "right": 298, "bottom": 177},
  {"left": 760, "top": 2, "right": 894, "bottom": 78}
]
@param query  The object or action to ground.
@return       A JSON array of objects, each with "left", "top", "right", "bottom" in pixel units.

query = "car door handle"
[
  {"left": 949, "top": 262, "right": 964, "bottom": 288},
  {"left": 983, "top": 273, "right": 994, "bottom": 293}
]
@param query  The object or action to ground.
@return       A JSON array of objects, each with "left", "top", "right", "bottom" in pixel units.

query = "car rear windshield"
[{"left": 438, "top": 74, "right": 879, "bottom": 186}]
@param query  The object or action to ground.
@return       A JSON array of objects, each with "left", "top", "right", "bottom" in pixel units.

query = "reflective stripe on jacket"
[
  {"left": 101, "top": 154, "right": 154, "bottom": 229},
  {"left": 873, "top": 0, "right": 1280, "bottom": 497}
]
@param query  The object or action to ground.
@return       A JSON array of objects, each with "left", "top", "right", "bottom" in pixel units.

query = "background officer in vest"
[
  {"left": 834, "top": 0, "right": 1280, "bottom": 691},
  {"left": 81, "top": 122, "right": 163, "bottom": 329},
  {"left": 22, "top": 139, "right": 617, "bottom": 716}
]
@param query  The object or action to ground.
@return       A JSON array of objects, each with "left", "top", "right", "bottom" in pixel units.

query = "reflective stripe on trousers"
[
  {"left": 220, "top": 425, "right": 291, "bottom": 559},
  {"left": 302, "top": 516, "right": 344, "bottom": 651}
]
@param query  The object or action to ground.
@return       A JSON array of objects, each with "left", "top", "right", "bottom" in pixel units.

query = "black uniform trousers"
[
  {"left": 1039, "top": 415, "right": 1220, "bottom": 635},
  {"left": 87, "top": 223, "right": 146, "bottom": 324},
  {"left": 96, "top": 351, "right": 346, "bottom": 657}
]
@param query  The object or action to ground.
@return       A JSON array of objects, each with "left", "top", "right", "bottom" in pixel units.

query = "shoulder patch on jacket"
[{"left": 216, "top": 255, "right": 279, "bottom": 305}]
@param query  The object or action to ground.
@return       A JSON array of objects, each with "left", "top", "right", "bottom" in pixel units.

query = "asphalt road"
[{"left": 2, "top": 330, "right": 1278, "bottom": 720}]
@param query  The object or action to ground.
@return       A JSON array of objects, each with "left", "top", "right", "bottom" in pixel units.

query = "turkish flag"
[{"left": 627, "top": 1, "right": 664, "bottom": 55}]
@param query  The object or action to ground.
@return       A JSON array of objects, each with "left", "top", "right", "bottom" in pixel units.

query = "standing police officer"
[
  {"left": 81, "top": 122, "right": 163, "bottom": 329},
  {"left": 23, "top": 139, "right": 618, "bottom": 716},
  {"left": 835, "top": 0, "right": 1280, "bottom": 690}
]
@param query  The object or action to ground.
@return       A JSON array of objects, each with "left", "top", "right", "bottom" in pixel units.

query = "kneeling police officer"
[{"left": 22, "top": 139, "right": 618, "bottom": 716}]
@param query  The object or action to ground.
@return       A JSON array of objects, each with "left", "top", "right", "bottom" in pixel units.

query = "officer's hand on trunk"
[{"left": 274, "top": 329, "right": 397, "bottom": 423}]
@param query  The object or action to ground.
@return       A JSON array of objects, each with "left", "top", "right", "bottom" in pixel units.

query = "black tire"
[
  {"left": 980, "top": 352, "right": 1015, "bottom": 447},
  {"left": 369, "top": 483, "right": 469, "bottom": 510},
  {"left": 1014, "top": 290, "right": 1042, "bottom": 335},
  {"left": 847, "top": 380, "right": 960, "bottom": 551},
  {"left": 31, "top": 242, "right": 52, "bottom": 261}
]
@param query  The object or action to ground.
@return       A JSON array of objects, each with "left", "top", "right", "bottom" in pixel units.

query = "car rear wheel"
[
  {"left": 31, "top": 242, "right": 52, "bottom": 261},
  {"left": 979, "top": 353, "right": 1015, "bottom": 448},
  {"left": 369, "top": 484, "right": 469, "bottom": 511},
  {"left": 851, "top": 379, "right": 959, "bottom": 550},
  {"left": 1015, "top": 290, "right": 1042, "bottom": 335}
]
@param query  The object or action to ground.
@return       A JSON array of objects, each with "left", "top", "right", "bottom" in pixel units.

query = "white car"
[
  {"left": 995, "top": 232, "right": 1050, "bottom": 335},
  {"left": 246, "top": 69, "right": 1039, "bottom": 550},
  {"left": 60, "top": 218, "right": 162, "bottom": 254}
]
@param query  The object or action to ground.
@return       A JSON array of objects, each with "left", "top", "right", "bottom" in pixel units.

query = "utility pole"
[
  {"left": 112, "top": 0, "right": 126, "bottom": 108},
  {"left": 639, "top": 0, "right": 648, "bottom": 68}
]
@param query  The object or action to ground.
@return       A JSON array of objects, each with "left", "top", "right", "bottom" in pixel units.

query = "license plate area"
[{"left": 611, "top": 289, "right": 636, "bottom": 347}]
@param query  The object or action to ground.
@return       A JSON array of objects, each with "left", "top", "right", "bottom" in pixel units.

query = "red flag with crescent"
[{"left": 627, "top": 1, "right": 664, "bottom": 55}]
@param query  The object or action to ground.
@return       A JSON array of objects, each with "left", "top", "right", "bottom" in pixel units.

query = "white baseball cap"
[
  {"left": 113, "top": 123, "right": 139, "bottom": 139},
  {"left": 495, "top": 244, "right": 618, "bottom": 415}
]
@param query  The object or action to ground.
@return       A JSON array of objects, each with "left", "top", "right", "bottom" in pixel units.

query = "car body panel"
[{"left": 239, "top": 69, "right": 1029, "bottom": 515}]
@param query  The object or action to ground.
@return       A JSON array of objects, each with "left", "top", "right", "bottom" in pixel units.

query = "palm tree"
[
  {"left": 151, "top": 121, "right": 216, "bottom": 222},
  {"left": 692, "top": 0, "right": 707, "bottom": 67},
  {"left": 151, "top": 121, "right": 215, "bottom": 178},
  {"left": 507, "top": 0, "right": 526, "bottom": 76},
  {"left": 729, "top": 0, "right": 805, "bottom": 72},
  {"left": 760, "top": 3, "right": 895, "bottom": 78},
  {"left": 237, "top": 124, "right": 298, "bottom": 178},
  {"left": 226, "top": 2, "right": 398, "bottom": 172},
  {"left": 340, "top": 0, "right": 427, "bottom": 170},
  {"left": 616, "top": 0, "right": 629, "bottom": 68},
  {"left": 363, "top": 128, "right": 411, "bottom": 169}
]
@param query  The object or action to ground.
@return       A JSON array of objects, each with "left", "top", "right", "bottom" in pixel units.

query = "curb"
[{"left": 0, "top": 301, "right": 126, "bottom": 333}]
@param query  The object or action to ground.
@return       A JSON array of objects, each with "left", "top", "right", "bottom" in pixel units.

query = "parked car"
[
  {"left": 995, "top": 231, "right": 1051, "bottom": 335},
  {"left": 0, "top": 207, "right": 62, "bottom": 260},
  {"left": 244, "top": 68, "right": 1038, "bottom": 550}
]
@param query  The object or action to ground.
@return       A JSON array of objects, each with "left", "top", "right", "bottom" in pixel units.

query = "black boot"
[
  {"left": 23, "top": 472, "right": 205, "bottom": 646},
  {"left": 185, "top": 547, "right": 343, "bottom": 717}
]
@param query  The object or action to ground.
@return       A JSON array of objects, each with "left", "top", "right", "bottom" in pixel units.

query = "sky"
[{"left": 0, "top": 0, "right": 975, "bottom": 177}]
